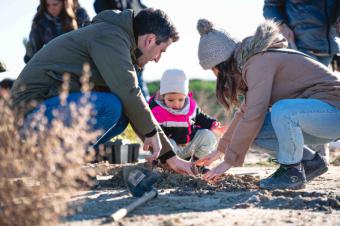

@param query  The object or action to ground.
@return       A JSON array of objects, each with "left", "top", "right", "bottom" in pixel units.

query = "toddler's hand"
[
  {"left": 195, "top": 150, "right": 223, "bottom": 167},
  {"left": 211, "top": 121, "right": 225, "bottom": 135}
]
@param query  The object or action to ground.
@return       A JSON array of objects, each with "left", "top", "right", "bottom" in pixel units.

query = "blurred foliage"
[
  {"left": 112, "top": 124, "right": 139, "bottom": 143},
  {"left": 148, "top": 79, "right": 216, "bottom": 96},
  {"left": 331, "top": 156, "right": 340, "bottom": 166}
]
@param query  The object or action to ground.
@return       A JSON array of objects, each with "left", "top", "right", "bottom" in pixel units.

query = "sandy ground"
[{"left": 60, "top": 150, "right": 340, "bottom": 226}]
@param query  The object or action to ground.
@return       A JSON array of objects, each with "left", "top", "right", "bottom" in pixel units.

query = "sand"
[{"left": 61, "top": 157, "right": 340, "bottom": 226}]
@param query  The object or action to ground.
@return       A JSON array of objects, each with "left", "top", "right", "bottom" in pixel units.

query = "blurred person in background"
[
  {"left": 24, "top": 0, "right": 90, "bottom": 63},
  {"left": 0, "top": 78, "right": 14, "bottom": 100},
  {"left": 0, "top": 60, "right": 14, "bottom": 100},
  {"left": 263, "top": 0, "right": 340, "bottom": 66}
]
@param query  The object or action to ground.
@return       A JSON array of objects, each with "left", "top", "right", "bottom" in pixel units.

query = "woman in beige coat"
[{"left": 195, "top": 19, "right": 340, "bottom": 190}]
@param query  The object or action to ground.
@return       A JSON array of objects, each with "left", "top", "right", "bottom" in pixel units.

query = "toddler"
[{"left": 149, "top": 69, "right": 220, "bottom": 161}]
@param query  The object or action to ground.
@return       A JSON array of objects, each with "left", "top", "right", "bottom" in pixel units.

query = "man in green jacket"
[{"left": 11, "top": 8, "right": 193, "bottom": 175}]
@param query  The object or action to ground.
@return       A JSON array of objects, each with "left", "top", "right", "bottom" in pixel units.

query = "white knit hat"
[
  {"left": 160, "top": 69, "right": 188, "bottom": 95},
  {"left": 197, "top": 19, "right": 238, "bottom": 70}
]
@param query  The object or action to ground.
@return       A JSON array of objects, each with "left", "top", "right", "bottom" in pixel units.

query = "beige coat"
[{"left": 217, "top": 51, "right": 340, "bottom": 166}]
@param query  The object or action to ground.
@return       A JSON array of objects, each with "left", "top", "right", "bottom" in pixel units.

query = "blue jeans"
[
  {"left": 253, "top": 99, "right": 340, "bottom": 164},
  {"left": 24, "top": 92, "right": 129, "bottom": 148}
]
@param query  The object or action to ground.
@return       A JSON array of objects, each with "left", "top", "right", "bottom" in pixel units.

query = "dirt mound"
[
  {"left": 89, "top": 163, "right": 340, "bottom": 212},
  {"left": 158, "top": 170, "right": 259, "bottom": 193},
  {"left": 92, "top": 163, "right": 259, "bottom": 193}
]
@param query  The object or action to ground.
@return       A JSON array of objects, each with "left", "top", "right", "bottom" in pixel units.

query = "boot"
[
  {"left": 302, "top": 152, "right": 328, "bottom": 181},
  {"left": 260, "top": 163, "right": 306, "bottom": 190}
]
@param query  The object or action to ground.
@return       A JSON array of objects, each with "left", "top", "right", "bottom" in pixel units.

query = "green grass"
[
  {"left": 147, "top": 79, "right": 216, "bottom": 96},
  {"left": 331, "top": 156, "right": 340, "bottom": 166}
]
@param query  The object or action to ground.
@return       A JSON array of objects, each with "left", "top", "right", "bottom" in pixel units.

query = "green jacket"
[{"left": 11, "top": 10, "right": 174, "bottom": 158}]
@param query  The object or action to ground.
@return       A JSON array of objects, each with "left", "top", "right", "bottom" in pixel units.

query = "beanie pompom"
[{"left": 197, "top": 19, "right": 214, "bottom": 36}]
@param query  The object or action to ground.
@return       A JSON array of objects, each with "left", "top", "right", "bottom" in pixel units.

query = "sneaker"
[
  {"left": 260, "top": 163, "right": 306, "bottom": 190},
  {"left": 302, "top": 152, "right": 328, "bottom": 182}
]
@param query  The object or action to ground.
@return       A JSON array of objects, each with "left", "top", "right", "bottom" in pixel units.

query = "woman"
[
  {"left": 24, "top": 0, "right": 90, "bottom": 63},
  {"left": 195, "top": 19, "right": 340, "bottom": 190}
]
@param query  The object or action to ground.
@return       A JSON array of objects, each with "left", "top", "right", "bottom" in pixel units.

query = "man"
[{"left": 11, "top": 8, "right": 193, "bottom": 175}]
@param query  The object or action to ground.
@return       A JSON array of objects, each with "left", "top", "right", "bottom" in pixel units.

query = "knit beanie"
[
  {"left": 160, "top": 69, "right": 188, "bottom": 95},
  {"left": 197, "top": 19, "right": 238, "bottom": 70}
]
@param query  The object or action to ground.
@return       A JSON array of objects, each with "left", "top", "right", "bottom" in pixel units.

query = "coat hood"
[
  {"left": 92, "top": 9, "right": 136, "bottom": 47},
  {"left": 234, "top": 20, "right": 288, "bottom": 72}
]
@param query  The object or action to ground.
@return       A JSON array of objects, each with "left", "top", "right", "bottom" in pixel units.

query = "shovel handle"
[{"left": 110, "top": 189, "right": 157, "bottom": 221}]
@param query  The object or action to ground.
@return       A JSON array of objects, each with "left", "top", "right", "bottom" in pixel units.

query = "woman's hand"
[
  {"left": 203, "top": 161, "right": 231, "bottom": 182},
  {"left": 195, "top": 150, "right": 223, "bottom": 167}
]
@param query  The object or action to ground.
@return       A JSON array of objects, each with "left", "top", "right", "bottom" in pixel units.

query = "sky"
[{"left": 0, "top": 0, "right": 264, "bottom": 81}]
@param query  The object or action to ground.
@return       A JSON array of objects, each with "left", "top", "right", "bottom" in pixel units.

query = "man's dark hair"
[
  {"left": 133, "top": 8, "right": 179, "bottom": 44},
  {"left": 0, "top": 78, "right": 14, "bottom": 89}
]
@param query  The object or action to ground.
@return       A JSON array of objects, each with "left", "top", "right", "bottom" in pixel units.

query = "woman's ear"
[{"left": 212, "top": 67, "right": 219, "bottom": 76}]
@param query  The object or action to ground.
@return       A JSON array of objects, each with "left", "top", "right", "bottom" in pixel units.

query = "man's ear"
[{"left": 145, "top": 33, "right": 157, "bottom": 47}]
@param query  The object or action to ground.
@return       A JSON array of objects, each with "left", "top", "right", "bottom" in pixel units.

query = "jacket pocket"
[
  {"left": 46, "top": 70, "right": 65, "bottom": 82},
  {"left": 39, "top": 86, "right": 59, "bottom": 98}
]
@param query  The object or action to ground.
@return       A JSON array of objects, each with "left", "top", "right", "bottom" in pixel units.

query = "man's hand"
[
  {"left": 166, "top": 156, "right": 194, "bottom": 175},
  {"left": 279, "top": 23, "right": 296, "bottom": 49},
  {"left": 143, "top": 132, "right": 162, "bottom": 163}
]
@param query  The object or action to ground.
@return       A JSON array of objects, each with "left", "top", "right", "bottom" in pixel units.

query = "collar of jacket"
[
  {"left": 234, "top": 20, "right": 288, "bottom": 73},
  {"left": 44, "top": 12, "right": 59, "bottom": 21},
  {"left": 92, "top": 9, "right": 137, "bottom": 51}
]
